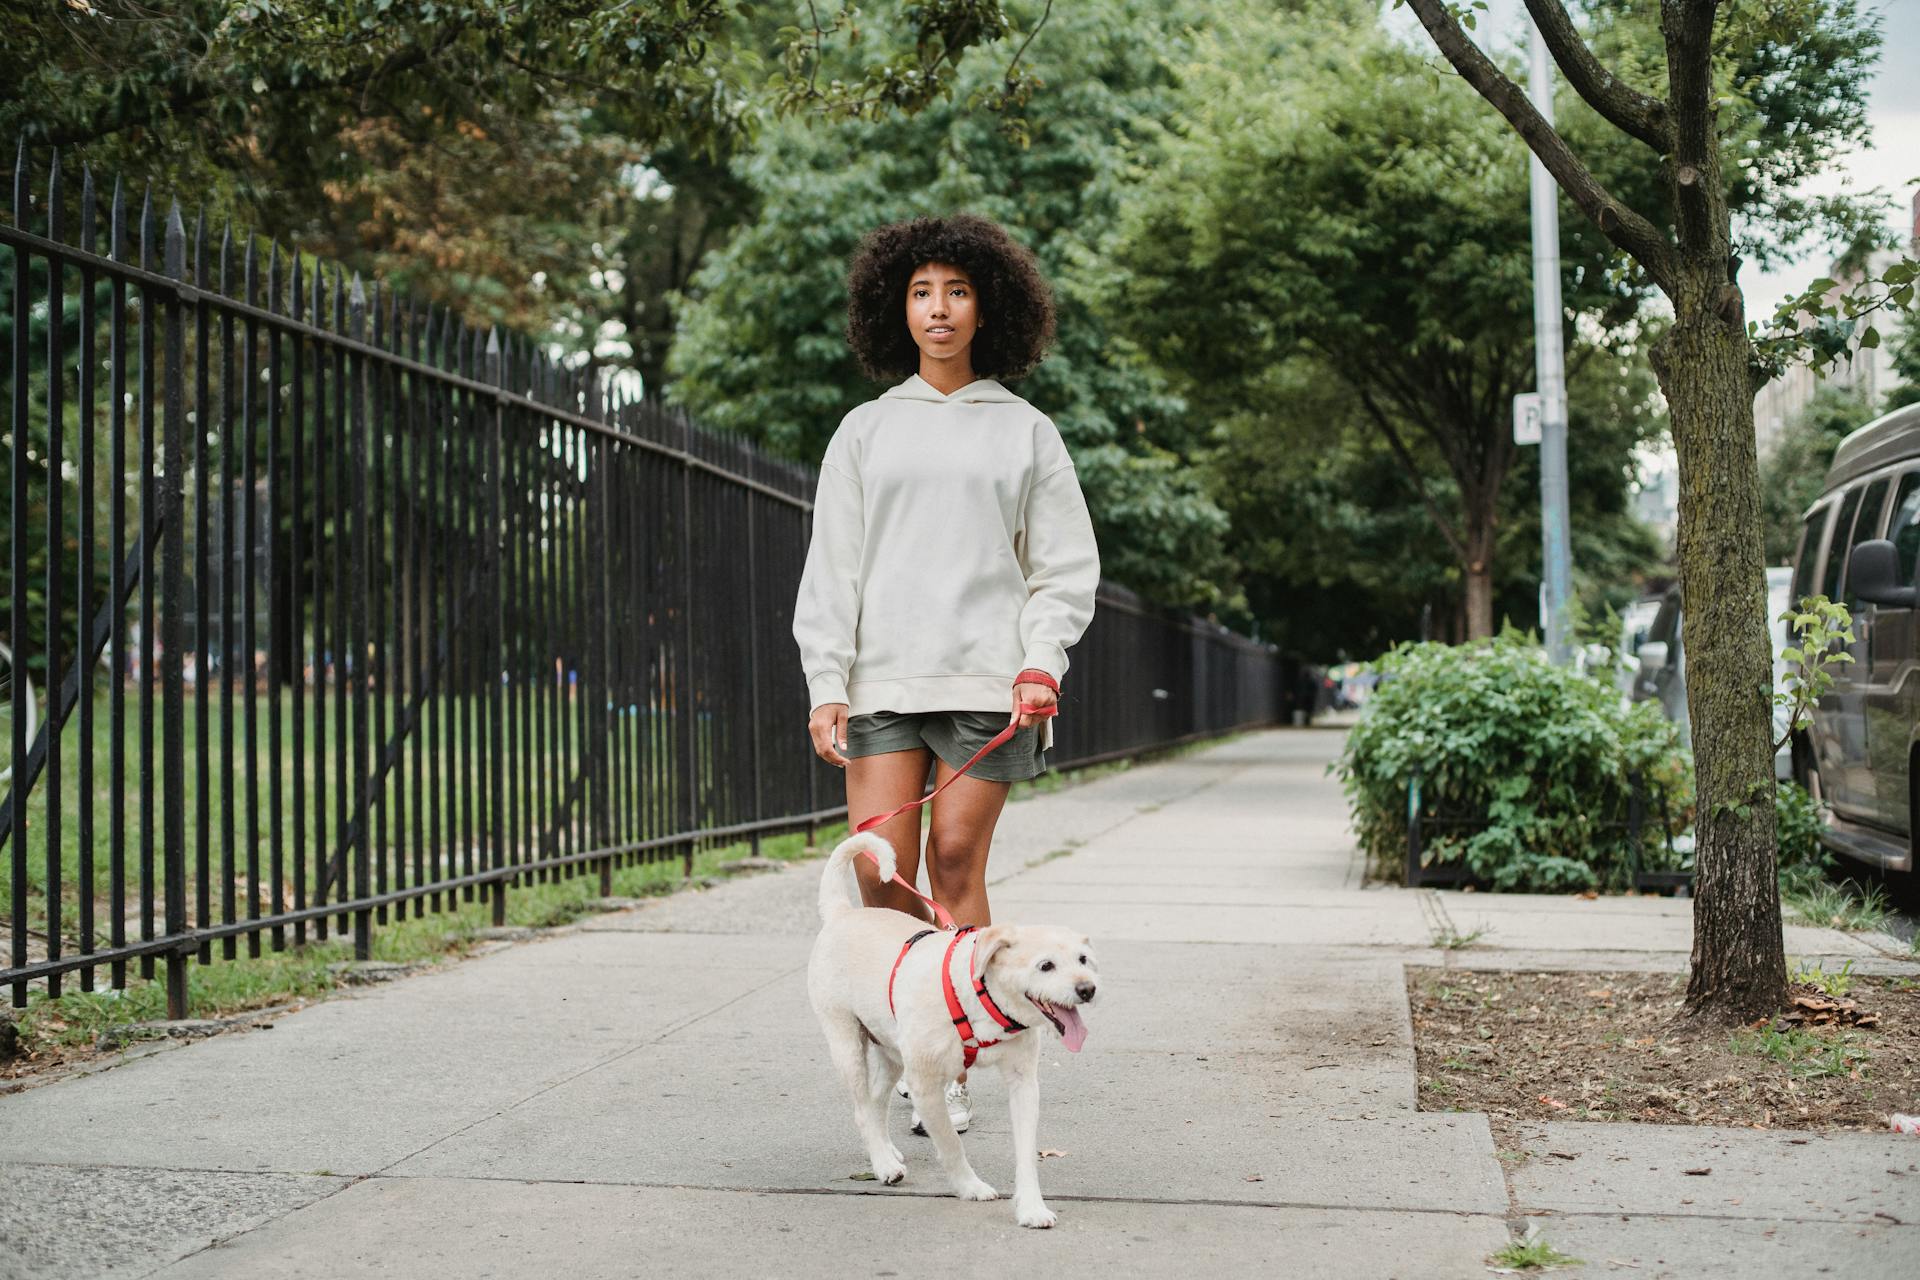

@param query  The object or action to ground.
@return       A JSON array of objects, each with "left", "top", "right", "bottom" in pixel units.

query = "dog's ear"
[{"left": 973, "top": 925, "right": 1016, "bottom": 972}]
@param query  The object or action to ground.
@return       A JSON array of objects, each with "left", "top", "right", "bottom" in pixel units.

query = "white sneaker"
[{"left": 910, "top": 1080, "right": 971, "bottom": 1135}]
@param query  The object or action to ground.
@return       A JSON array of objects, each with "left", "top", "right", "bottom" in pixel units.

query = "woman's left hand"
[{"left": 1012, "top": 680, "right": 1058, "bottom": 730}]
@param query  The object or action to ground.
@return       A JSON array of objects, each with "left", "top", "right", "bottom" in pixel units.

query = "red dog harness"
[
  {"left": 858, "top": 694, "right": 1058, "bottom": 1067},
  {"left": 887, "top": 924, "right": 1027, "bottom": 1068}
]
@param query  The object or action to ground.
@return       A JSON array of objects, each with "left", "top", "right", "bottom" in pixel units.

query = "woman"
[{"left": 791, "top": 213, "right": 1101, "bottom": 1133}]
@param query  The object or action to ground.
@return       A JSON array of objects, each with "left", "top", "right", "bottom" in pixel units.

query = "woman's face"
[{"left": 905, "top": 261, "right": 979, "bottom": 369}]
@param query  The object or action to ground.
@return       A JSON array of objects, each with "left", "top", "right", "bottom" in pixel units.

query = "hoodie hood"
[{"left": 881, "top": 374, "right": 1023, "bottom": 405}]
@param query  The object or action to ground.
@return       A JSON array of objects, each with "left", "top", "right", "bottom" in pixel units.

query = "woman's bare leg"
[
  {"left": 924, "top": 761, "right": 1012, "bottom": 928},
  {"left": 844, "top": 747, "right": 935, "bottom": 920}
]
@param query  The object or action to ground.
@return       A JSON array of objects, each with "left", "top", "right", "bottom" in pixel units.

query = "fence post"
[
  {"left": 746, "top": 493, "right": 763, "bottom": 857},
  {"left": 160, "top": 204, "right": 190, "bottom": 1017},
  {"left": 8, "top": 143, "right": 30, "bottom": 1009},
  {"left": 1404, "top": 769, "right": 1424, "bottom": 889},
  {"left": 348, "top": 277, "right": 373, "bottom": 959},
  {"left": 486, "top": 329, "right": 507, "bottom": 927},
  {"left": 1627, "top": 768, "right": 1645, "bottom": 888},
  {"left": 680, "top": 415, "right": 698, "bottom": 876},
  {"left": 586, "top": 381, "right": 613, "bottom": 895}
]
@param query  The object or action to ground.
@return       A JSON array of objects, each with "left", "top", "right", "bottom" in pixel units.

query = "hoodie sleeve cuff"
[
  {"left": 1019, "top": 643, "right": 1068, "bottom": 684},
  {"left": 807, "top": 671, "right": 850, "bottom": 711}
]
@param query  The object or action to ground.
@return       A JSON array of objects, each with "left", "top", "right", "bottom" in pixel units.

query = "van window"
[
  {"left": 1822, "top": 486, "right": 1863, "bottom": 601},
  {"left": 1842, "top": 476, "right": 1892, "bottom": 607},
  {"left": 1791, "top": 505, "right": 1829, "bottom": 605},
  {"left": 1889, "top": 472, "right": 1920, "bottom": 583}
]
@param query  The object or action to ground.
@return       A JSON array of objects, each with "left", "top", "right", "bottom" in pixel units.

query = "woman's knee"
[{"left": 924, "top": 832, "right": 986, "bottom": 885}]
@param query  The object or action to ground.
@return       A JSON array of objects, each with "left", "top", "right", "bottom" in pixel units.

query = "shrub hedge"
[{"left": 1336, "top": 633, "right": 1694, "bottom": 892}]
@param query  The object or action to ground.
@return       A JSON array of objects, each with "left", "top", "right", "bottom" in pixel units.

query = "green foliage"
[
  {"left": 1730, "top": 1024, "right": 1870, "bottom": 1078},
  {"left": 667, "top": 0, "right": 1238, "bottom": 611},
  {"left": 1759, "top": 384, "right": 1878, "bottom": 562},
  {"left": 1104, "top": 0, "right": 1664, "bottom": 638},
  {"left": 1487, "top": 1236, "right": 1583, "bottom": 1272},
  {"left": 1772, "top": 780, "right": 1834, "bottom": 895},
  {"left": 1792, "top": 957, "right": 1856, "bottom": 998},
  {"left": 1754, "top": 255, "right": 1920, "bottom": 381},
  {"left": 1783, "top": 876, "right": 1892, "bottom": 933},
  {"left": 1336, "top": 633, "right": 1692, "bottom": 892},
  {"left": 1772, "top": 593, "right": 1855, "bottom": 750}
]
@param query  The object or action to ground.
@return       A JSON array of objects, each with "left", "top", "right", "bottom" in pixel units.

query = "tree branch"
[
  {"left": 1660, "top": 0, "right": 1726, "bottom": 260},
  {"left": 41, "top": 37, "right": 449, "bottom": 149},
  {"left": 1521, "top": 0, "right": 1672, "bottom": 152},
  {"left": 1402, "top": 0, "right": 1679, "bottom": 296},
  {"left": 1353, "top": 384, "right": 1470, "bottom": 566}
]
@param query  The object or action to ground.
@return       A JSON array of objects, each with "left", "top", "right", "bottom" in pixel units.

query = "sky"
[{"left": 1382, "top": 0, "right": 1920, "bottom": 316}]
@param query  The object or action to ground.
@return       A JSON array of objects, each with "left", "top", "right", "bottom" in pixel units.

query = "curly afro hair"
[{"left": 845, "top": 213, "right": 1056, "bottom": 383}]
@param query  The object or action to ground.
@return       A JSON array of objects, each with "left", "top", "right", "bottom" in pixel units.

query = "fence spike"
[
  {"left": 164, "top": 201, "right": 185, "bottom": 278},
  {"left": 47, "top": 148, "right": 62, "bottom": 242},
  {"left": 109, "top": 175, "right": 124, "bottom": 261},
  {"left": 80, "top": 164, "right": 95, "bottom": 253},
  {"left": 138, "top": 186, "right": 153, "bottom": 270}
]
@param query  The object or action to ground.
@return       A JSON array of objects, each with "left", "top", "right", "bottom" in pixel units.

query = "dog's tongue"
[{"left": 1056, "top": 1005, "right": 1088, "bottom": 1052}]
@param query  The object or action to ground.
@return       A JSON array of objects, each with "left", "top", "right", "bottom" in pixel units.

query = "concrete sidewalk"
[{"left": 2, "top": 729, "right": 1916, "bottom": 1279}]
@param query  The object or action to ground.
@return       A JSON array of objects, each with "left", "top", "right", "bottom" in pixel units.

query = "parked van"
[{"left": 1790, "top": 401, "right": 1920, "bottom": 878}]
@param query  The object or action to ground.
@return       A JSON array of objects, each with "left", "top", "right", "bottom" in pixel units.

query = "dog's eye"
[{"left": 1038, "top": 960, "right": 1055, "bottom": 972}]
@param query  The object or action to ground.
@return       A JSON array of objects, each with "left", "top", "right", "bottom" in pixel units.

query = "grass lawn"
[{"left": 2, "top": 683, "right": 732, "bottom": 955}]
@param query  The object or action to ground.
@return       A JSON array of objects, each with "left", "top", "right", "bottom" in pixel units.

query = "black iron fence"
[{"left": 1, "top": 149, "right": 1286, "bottom": 1014}]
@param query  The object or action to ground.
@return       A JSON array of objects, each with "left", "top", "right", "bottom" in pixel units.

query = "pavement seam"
[
  {"left": 14, "top": 1160, "right": 1904, "bottom": 1230},
  {"left": 365, "top": 958, "right": 812, "bottom": 1178}
]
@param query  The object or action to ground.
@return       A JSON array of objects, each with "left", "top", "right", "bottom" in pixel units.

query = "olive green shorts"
[{"left": 844, "top": 709, "right": 1048, "bottom": 783}]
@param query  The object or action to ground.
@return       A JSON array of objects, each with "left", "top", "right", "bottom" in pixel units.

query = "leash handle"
[{"left": 852, "top": 701, "right": 1059, "bottom": 932}]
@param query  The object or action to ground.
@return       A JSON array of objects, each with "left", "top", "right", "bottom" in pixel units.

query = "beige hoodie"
[{"left": 792, "top": 374, "right": 1101, "bottom": 748}]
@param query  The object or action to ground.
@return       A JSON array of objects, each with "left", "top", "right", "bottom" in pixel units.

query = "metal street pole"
[{"left": 1529, "top": 17, "right": 1574, "bottom": 664}]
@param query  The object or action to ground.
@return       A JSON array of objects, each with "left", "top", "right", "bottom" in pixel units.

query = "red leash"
[{"left": 852, "top": 701, "right": 1058, "bottom": 931}]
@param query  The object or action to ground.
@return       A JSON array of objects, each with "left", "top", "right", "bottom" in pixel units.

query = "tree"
[
  {"left": 1206, "top": 341, "right": 1665, "bottom": 658},
  {"left": 0, "top": 1, "right": 1038, "bottom": 370},
  {"left": 1399, "top": 0, "right": 1886, "bottom": 1020},
  {"left": 665, "top": 0, "right": 1238, "bottom": 610},
  {"left": 1105, "top": 2, "right": 1653, "bottom": 639}
]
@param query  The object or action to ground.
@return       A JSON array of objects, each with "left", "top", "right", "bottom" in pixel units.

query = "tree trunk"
[
  {"left": 1463, "top": 555, "right": 1493, "bottom": 640},
  {"left": 1462, "top": 514, "right": 1497, "bottom": 640},
  {"left": 1652, "top": 274, "right": 1787, "bottom": 1023}
]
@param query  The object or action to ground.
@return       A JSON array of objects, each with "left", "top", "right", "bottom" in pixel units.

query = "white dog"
[{"left": 807, "top": 831, "right": 1098, "bottom": 1229}]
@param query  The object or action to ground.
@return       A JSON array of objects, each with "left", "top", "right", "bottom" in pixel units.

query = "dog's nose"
[{"left": 1075, "top": 981, "right": 1096, "bottom": 1003}]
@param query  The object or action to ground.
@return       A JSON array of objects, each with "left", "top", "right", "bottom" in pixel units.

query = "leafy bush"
[
  {"left": 1774, "top": 779, "right": 1834, "bottom": 895},
  {"left": 1336, "top": 633, "right": 1692, "bottom": 892}
]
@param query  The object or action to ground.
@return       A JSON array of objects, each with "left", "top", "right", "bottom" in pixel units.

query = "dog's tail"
[{"left": 819, "top": 832, "right": 896, "bottom": 923}]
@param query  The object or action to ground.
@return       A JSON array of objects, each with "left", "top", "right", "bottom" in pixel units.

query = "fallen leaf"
[
  {"left": 1539, "top": 1095, "right": 1569, "bottom": 1109},
  {"left": 850, "top": 1172, "right": 876, "bottom": 1181},
  {"left": 1684, "top": 1167, "right": 1711, "bottom": 1176},
  {"left": 1548, "top": 1151, "right": 1578, "bottom": 1160},
  {"left": 1038, "top": 1149, "right": 1067, "bottom": 1159},
  {"left": 1243, "top": 1174, "right": 1264, "bottom": 1182}
]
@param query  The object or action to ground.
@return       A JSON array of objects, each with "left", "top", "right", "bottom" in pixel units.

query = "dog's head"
[{"left": 975, "top": 925, "right": 1099, "bottom": 1053}]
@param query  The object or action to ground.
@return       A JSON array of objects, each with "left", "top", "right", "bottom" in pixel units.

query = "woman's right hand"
[{"left": 809, "top": 703, "right": 851, "bottom": 768}]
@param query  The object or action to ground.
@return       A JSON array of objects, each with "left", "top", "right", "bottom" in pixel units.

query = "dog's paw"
[
  {"left": 873, "top": 1156, "right": 907, "bottom": 1186},
  {"left": 954, "top": 1177, "right": 998, "bottom": 1202},
  {"left": 1014, "top": 1198, "right": 1057, "bottom": 1229}
]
